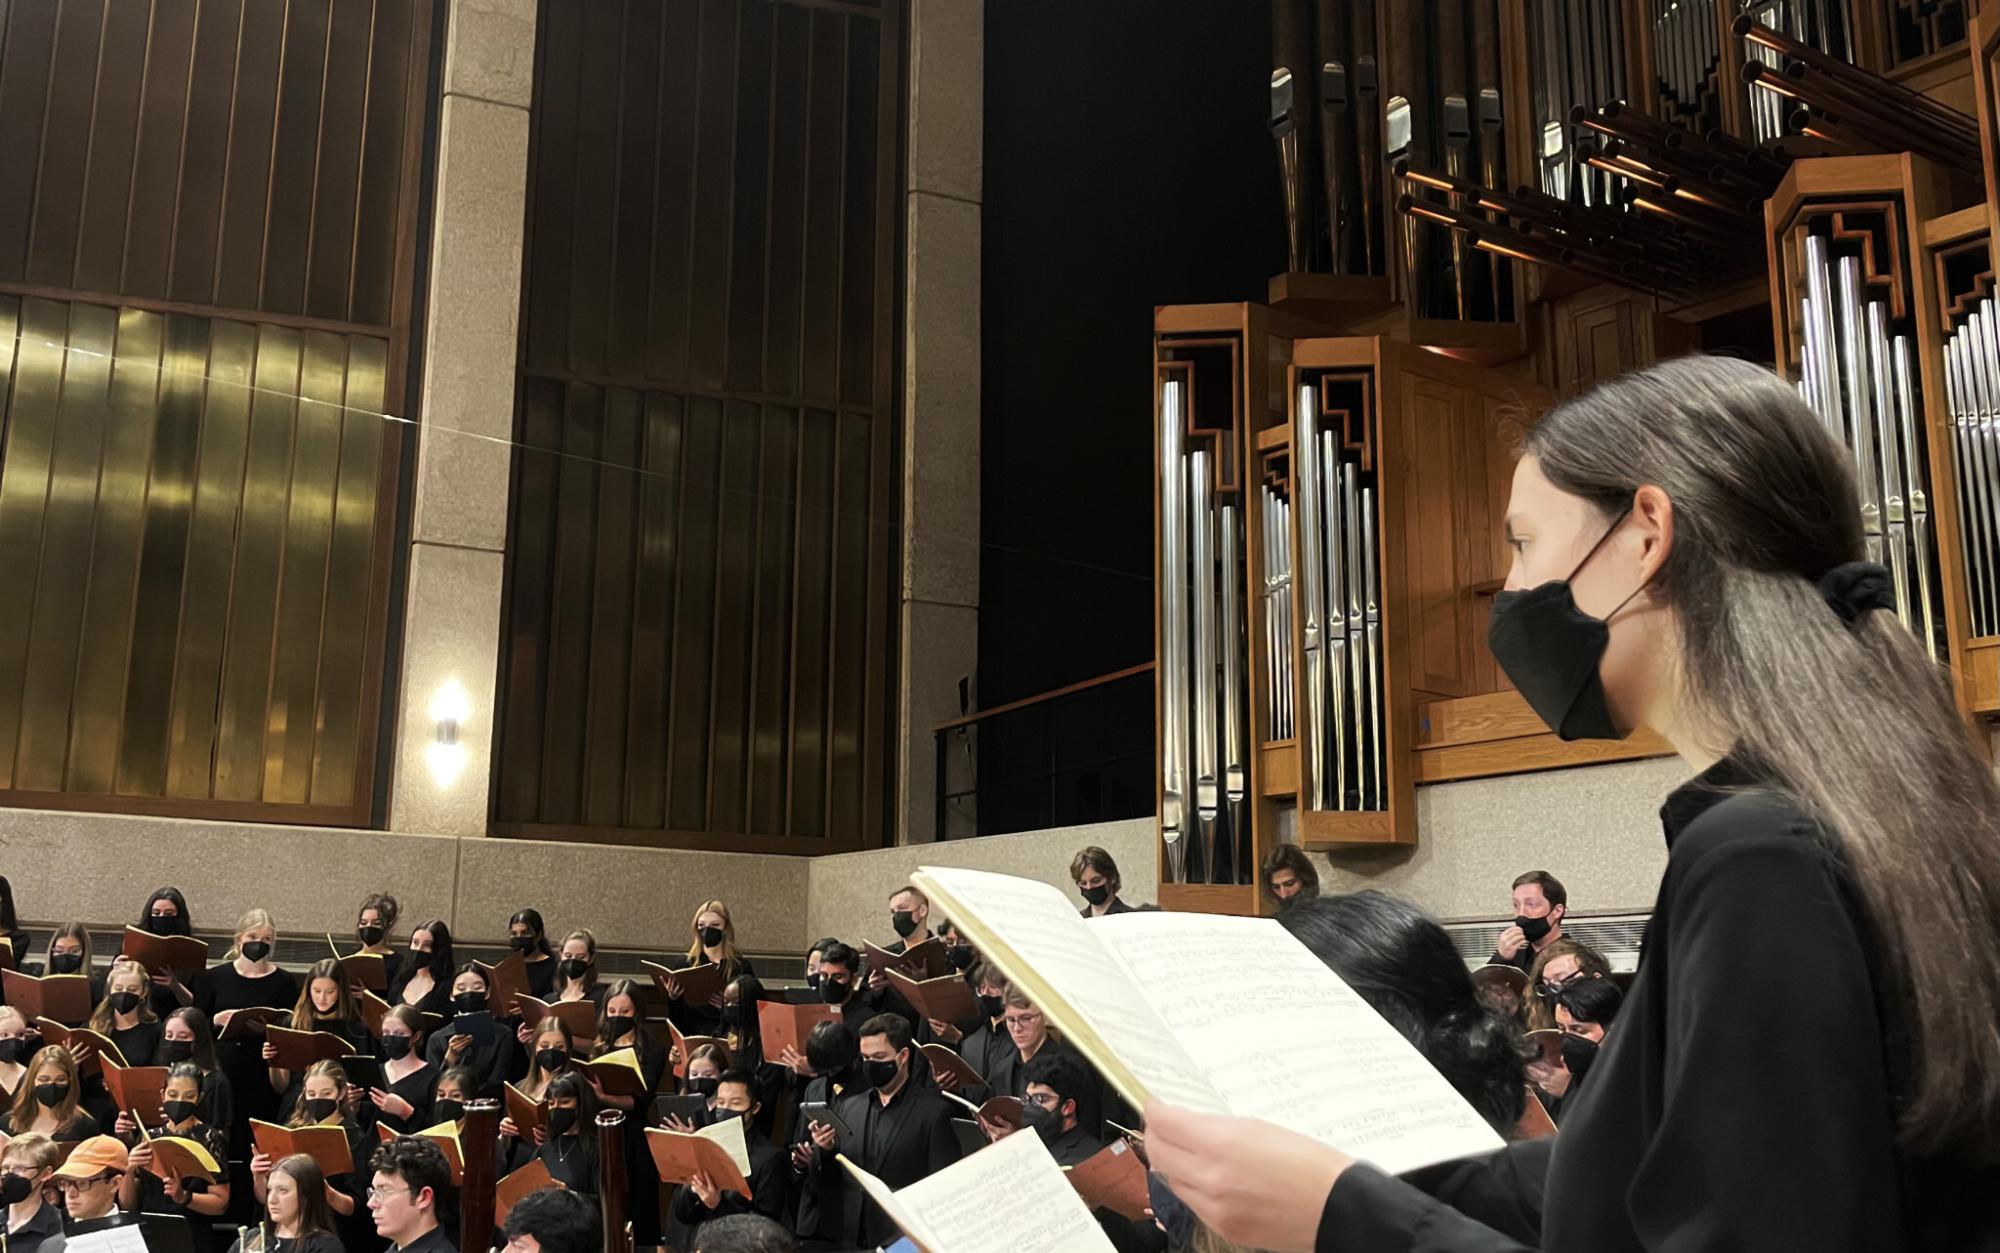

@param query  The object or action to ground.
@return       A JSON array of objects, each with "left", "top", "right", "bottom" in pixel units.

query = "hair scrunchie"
[{"left": 1816, "top": 561, "right": 1895, "bottom": 628}]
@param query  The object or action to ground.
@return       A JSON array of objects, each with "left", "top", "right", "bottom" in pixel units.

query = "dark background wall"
[{"left": 971, "top": 2, "right": 1282, "bottom": 833}]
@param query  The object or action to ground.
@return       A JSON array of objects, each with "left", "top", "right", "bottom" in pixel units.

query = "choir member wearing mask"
[
  {"left": 431, "top": 964, "right": 519, "bottom": 1099},
  {"left": 508, "top": 909, "right": 559, "bottom": 999},
  {"left": 804, "top": 1013, "right": 957, "bottom": 1249},
  {"left": 136, "top": 887, "right": 197, "bottom": 1015},
  {"left": 499, "top": 1020, "right": 574, "bottom": 1145},
  {"left": 368, "top": 1006, "right": 437, "bottom": 1134},
  {"left": 389, "top": 920, "right": 455, "bottom": 1019},
  {"left": 1276, "top": 893, "right": 1535, "bottom": 1140},
  {"left": 669, "top": 1069, "right": 789, "bottom": 1240},
  {"left": 197, "top": 910, "right": 297, "bottom": 1142},
  {"left": 0, "top": 1007, "right": 30, "bottom": 1101},
  {"left": 1491, "top": 871, "right": 1569, "bottom": 975},
  {"left": 787, "top": 1020, "right": 859, "bottom": 1245},
  {"left": 37, "top": 922, "right": 102, "bottom": 1017},
  {"left": 265, "top": 958, "right": 367, "bottom": 1108},
  {"left": 1022, "top": 1052, "right": 1164, "bottom": 1253},
  {"left": 717, "top": 975, "right": 787, "bottom": 1132},
  {"left": 162, "top": 1008, "right": 235, "bottom": 1139},
  {"left": 1544, "top": 977, "right": 1624, "bottom": 1119},
  {"left": 669, "top": 1043, "right": 732, "bottom": 1124},
  {"left": 525, "top": 1072, "right": 600, "bottom": 1196},
  {"left": 804, "top": 937, "right": 840, "bottom": 994},
  {"left": 550, "top": 929, "right": 601, "bottom": 1008},
  {"left": 2, "top": 1132, "right": 66, "bottom": 1253},
  {"left": 1070, "top": 847, "right": 1137, "bottom": 917},
  {"left": 913, "top": 932, "right": 983, "bottom": 1051},
  {"left": 119, "top": 1062, "right": 232, "bottom": 1248},
  {"left": 355, "top": 893, "right": 403, "bottom": 988},
  {"left": 431, "top": 1066, "right": 477, "bottom": 1128},
  {"left": 0, "top": 1045, "right": 97, "bottom": 1139},
  {"left": 82, "top": 959, "right": 160, "bottom": 1128},
  {"left": 1525, "top": 939, "right": 1610, "bottom": 1031},
  {"left": 590, "top": 978, "right": 667, "bottom": 1247},
  {"left": 0, "top": 877, "right": 29, "bottom": 977},
  {"left": 981, "top": 987, "right": 1100, "bottom": 1137},
  {"left": 254, "top": 1061, "right": 368, "bottom": 1249},
  {"left": 811, "top": 944, "right": 873, "bottom": 1034},
  {"left": 664, "top": 903, "right": 751, "bottom": 1038},
  {"left": 229, "top": 1152, "right": 342, "bottom": 1253},
  {"left": 953, "top": 963, "right": 1012, "bottom": 1081}
]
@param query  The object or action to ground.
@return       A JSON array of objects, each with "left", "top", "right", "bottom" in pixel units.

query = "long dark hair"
[
  {"left": 140, "top": 888, "right": 192, "bottom": 936},
  {"left": 1277, "top": 894, "right": 1524, "bottom": 1135},
  {"left": 724, "top": 975, "right": 765, "bottom": 1065},
  {"left": 510, "top": 909, "right": 555, "bottom": 959},
  {"left": 410, "top": 919, "right": 455, "bottom": 982},
  {"left": 0, "top": 876, "right": 17, "bottom": 933},
  {"left": 1529, "top": 355, "right": 2000, "bottom": 1157}
]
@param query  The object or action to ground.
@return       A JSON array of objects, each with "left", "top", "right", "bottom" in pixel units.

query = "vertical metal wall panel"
[
  {"left": 622, "top": 391, "right": 684, "bottom": 828},
  {"left": 0, "top": 298, "right": 67, "bottom": 789}
]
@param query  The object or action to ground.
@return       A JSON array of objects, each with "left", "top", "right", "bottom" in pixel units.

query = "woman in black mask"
[
  {"left": 354, "top": 892, "right": 402, "bottom": 988},
  {"left": 526, "top": 1072, "right": 600, "bottom": 1196},
  {"left": 256, "top": 1061, "right": 369, "bottom": 1251},
  {"left": 550, "top": 929, "right": 602, "bottom": 1009},
  {"left": 0, "top": 1007, "right": 30, "bottom": 1102},
  {"left": 665, "top": 903, "right": 752, "bottom": 1038},
  {"left": 1143, "top": 356, "right": 2000, "bottom": 1251},
  {"left": 162, "top": 1008, "right": 233, "bottom": 1137},
  {"left": 367, "top": 1005, "right": 437, "bottom": 1134},
  {"left": 0, "top": 1045, "right": 96, "bottom": 1139},
  {"left": 389, "top": 919, "right": 455, "bottom": 1020},
  {"left": 34, "top": 922, "right": 102, "bottom": 1020},
  {"left": 590, "top": 979, "right": 665, "bottom": 1245},
  {"left": 432, "top": 1065, "right": 477, "bottom": 1128},
  {"left": 508, "top": 909, "right": 558, "bottom": 999},
  {"left": 82, "top": 958, "right": 162, "bottom": 1128},
  {"left": 196, "top": 909, "right": 296, "bottom": 1171},
  {"left": 120, "top": 1063, "right": 232, "bottom": 1249},
  {"left": 430, "top": 963, "right": 519, "bottom": 1100},
  {"left": 136, "top": 887, "right": 197, "bottom": 1014}
]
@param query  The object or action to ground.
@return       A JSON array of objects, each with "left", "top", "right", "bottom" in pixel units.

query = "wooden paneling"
[
  {"left": 0, "top": 0, "right": 426, "bottom": 329},
  {"left": 496, "top": 0, "right": 902, "bottom": 850},
  {"left": 0, "top": 295, "right": 394, "bottom": 821},
  {"left": 1394, "top": 372, "right": 1477, "bottom": 697}
]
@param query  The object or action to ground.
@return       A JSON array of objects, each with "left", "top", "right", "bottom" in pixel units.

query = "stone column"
[
  {"left": 388, "top": 0, "right": 536, "bottom": 837},
  {"left": 897, "top": 0, "right": 984, "bottom": 844}
]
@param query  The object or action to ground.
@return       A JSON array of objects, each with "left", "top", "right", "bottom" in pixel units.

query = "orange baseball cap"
[{"left": 52, "top": 1135, "right": 127, "bottom": 1178}]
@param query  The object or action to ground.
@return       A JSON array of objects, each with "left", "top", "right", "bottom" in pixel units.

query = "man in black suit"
[{"left": 804, "top": 1013, "right": 959, "bottom": 1249}]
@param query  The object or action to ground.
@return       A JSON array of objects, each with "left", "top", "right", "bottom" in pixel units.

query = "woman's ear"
[{"left": 1632, "top": 484, "right": 1674, "bottom": 582}]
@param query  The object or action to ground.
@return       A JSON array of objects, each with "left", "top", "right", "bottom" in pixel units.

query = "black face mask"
[
  {"left": 48, "top": 953, "right": 81, "bottom": 975},
  {"left": 240, "top": 941, "right": 271, "bottom": 963},
  {"left": 162, "top": 1099, "right": 199, "bottom": 1126},
  {"left": 380, "top": 1036, "right": 412, "bottom": 1060},
  {"left": 821, "top": 979, "right": 848, "bottom": 1006},
  {"left": 0, "top": 1174, "right": 32, "bottom": 1205},
  {"left": 1486, "top": 508, "right": 1647, "bottom": 742},
  {"left": 547, "top": 1106, "right": 578, "bottom": 1136},
  {"left": 1515, "top": 914, "right": 1553, "bottom": 944},
  {"left": 453, "top": 992, "right": 488, "bottom": 1015},
  {"left": 535, "top": 1048, "right": 568, "bottom": 1074},
  {"left": 1561, "top": 1033, "right": 1599, "bottom": 1084},
  {"left": 697, "top": 926, "right": 726, "bottom": 949},
  {"left": 405, "top": 948, "right": 430, "bottom": 972},
  {"left": 302, "top": 1097, "right": 339, "bottom": 1122},
  {"left": 603, "top": 1015, "right": 636, "bottom": 1040},
  {"left": 1080, "top": 884, "right": 1111, "bottom": 907},
  {"left": 805, "top": 972, "right": 821, "bottom": 990},
  {"left": 33, "top": 1082, "right": 67, "bottom": 1108},
  {"left": 434, "top": 1099, "right": 465, "bottom": 1124},
  {"left": 978, "top": 993, "right": 1005, "bottom": 1020},
  {"left": 890, "top": 911, "right": 918, "bottom": 939},
  {"left": 863, "top": 1058, "right": 901, "bottom": 1091},
  {"left": 510, "top": 935, "right": 536, "bottom": 953},
  {"left": 1022, "top": 1099, "right": 1065, "bottom": 1142},
  {"left": 109, "top": 991, "right": 143, "bottom": 1016},
  {"left": 946, "top": 946, "right": 975, "bottom": 971},
  {"left": 357, "top": 925, "right": 385, "bottom": 946},
  {"left": 559, "top": 958, "right": 589, "bottom": 982},
  {"left": 144, "top": 914, "right": 180, "bottom": 936},
  {"left": 162, "top": 1040, "right": 194, "bottom": 1064},
  {"left": 0, "top": 1039, "right": 21, "bottom": 1064},
  {"left": 688, "top": 1076, "right": 719, "bottom": 1098}
]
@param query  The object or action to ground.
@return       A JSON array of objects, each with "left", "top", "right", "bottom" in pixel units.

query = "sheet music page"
[
  {"left": 1097, "top": 910, "right": 1505, "bottom": 1174},
  {"left": 694, "top": 1110, "right": 753, "bottom": 1176},
  {"left": 913, "top": 867, "right": 1224, "bottom": 1114},
  {"left": 889, "top": 1127, "right": 1115, "bottom": 1253},
  {"left": 66, "top": 1227, "right": 151, "bottom": 1253}
]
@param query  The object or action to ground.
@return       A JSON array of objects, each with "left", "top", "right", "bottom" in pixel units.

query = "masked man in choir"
[
  {"left": 802, "top": 1014, "right": 958, "bottom": 1249},
  {"left": 1021, "top": 1053, "right": 1165, "bottom": 1253},
  {"left": 670, "top": 1069, "right": 790, "bottom": 1241},
  {"left": 1491, "top": 870, "right": 1569, "bottom": 973}
]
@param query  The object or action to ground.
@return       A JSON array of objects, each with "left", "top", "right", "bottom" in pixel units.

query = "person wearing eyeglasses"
[
  {"left": 52, "top": 1134, "right": 128, "bottom": 1227},
  {"left": 2, "top": 1132, "right": 66, "bottom": 1253},
  {"left": 365, "top": 1135, "right": 454, "bottom": 1252},
  {"left": 978, "top": 987, "right": 1103, "bottom": 1139}
]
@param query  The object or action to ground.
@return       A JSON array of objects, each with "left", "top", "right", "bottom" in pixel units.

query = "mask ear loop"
[{"left": 1567, "top": 505, "right": 1655, "bottom": 625}]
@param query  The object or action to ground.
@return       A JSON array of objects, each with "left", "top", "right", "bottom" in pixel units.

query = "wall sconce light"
[{"left": 425, "top": 679, "right": 472, "bottom": 787}]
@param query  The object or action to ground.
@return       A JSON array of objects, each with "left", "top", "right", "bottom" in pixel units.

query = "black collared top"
[
  {"left": 6, "top": 1198, "right": 63, "bottom": 1253},
  {"left": 392, "top": 1223, "right": 457, "bottom": 1252},
  {"left": 1316, "top": 753, "right": 2000, "bottom": 1251},
  {"left": 824, "top": 1075, "right": 960, "bottom": 1247}
]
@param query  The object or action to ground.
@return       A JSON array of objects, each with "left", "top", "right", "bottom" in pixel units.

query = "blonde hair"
[
  {"left": 557, "top": 929, "right": 599, "bottom": 994},
  {"left": 0, "top": 1006, "right": 24, "bottom": 1035},
  {"left": 684, "top": 901, "right": 747, "bottom": 977},
  {"left": 227, "top": 909, "right": 276, "bottom": 960},
  {"left": 88, "top": 960, "right": 159, "bottom": 1033},
  {"left": 287, "top": 1061, "right": 350, "bottom": 1127},
  {"left": 0, "top": 1130, "right": 59, "bottom": 1171},
  {"left": 9, "top": 1045, "right": 82, "bottom": 1130}
]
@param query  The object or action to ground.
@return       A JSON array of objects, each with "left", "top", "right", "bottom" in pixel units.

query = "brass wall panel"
[
  {"left": 0, "top": 295, "right": 53, "bottom": 789},
  {"left": 0, "top": 0, "right": 426, "bottom": 328},
  {"left": 497, "top": 0, "right": 900, "bottom": 850}
]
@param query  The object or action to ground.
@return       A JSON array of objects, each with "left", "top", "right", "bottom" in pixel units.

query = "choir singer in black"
[{"left": 1141, "top": 357, "right": 2000, "bottom": 1250}]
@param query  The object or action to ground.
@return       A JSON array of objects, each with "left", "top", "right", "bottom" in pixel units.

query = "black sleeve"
[
  {"left": 923, "top": 1104, "right": 959, "bottom": 1175},
  {"left": 1316, "top": 1163, "right": 1533, "bottom": 1252}
]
